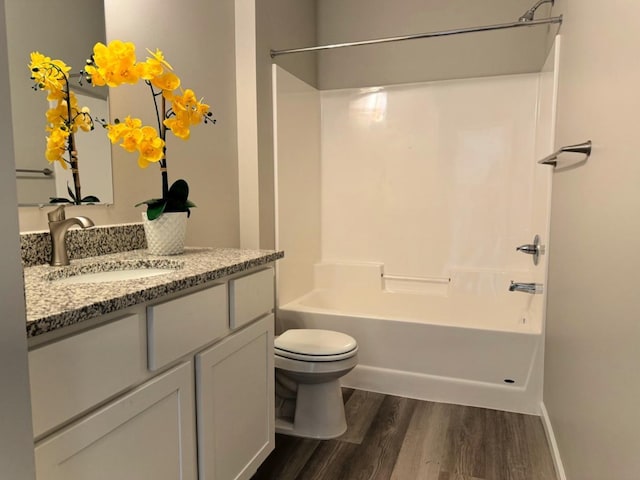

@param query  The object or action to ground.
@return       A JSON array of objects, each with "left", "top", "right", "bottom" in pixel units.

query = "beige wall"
[
  {"left": 317, "top": 0, "right": 553, "bottom": 90},
  {"left": 544, "top": 2, "right": 640, "bottom": 479},
  {"left": 256, "top": 0, "right": 317, "bottom": 249},
  {"left": 0, "top": 0, "right": 36, "bottom": 476},
  {"left": 17, "top": 0, "right": 241, "bottom": 250}
]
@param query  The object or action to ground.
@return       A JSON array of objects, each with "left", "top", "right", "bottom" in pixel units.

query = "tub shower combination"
[{"left": 273, "top": 1, "right": 560, "bottom": 417}]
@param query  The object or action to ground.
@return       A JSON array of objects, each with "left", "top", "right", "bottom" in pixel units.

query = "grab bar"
[
  {"left": 538, "top": 140, "right": 592, "bottom": 167},
  {"left": 382, "top": 274, "right": 450, "bottom": 284},
  {"left": 16, "top": 168, "right": 54, "bottom": 176}
]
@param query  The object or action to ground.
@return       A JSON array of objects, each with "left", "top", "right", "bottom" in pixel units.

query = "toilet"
[{"left": 274, "top": 329, "right": 358, "bottom": 439}]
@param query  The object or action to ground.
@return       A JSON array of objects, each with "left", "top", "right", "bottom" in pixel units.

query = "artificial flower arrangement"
[
  {"left": 82, "top": 40, "right": 215, "bottom": 220},
  {"left": 29, "top": 52, "right": 100, "bottom": 204}
]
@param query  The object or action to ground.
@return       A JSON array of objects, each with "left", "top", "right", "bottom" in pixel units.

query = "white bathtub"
[{"left": 277, "top": 270, "right": 544, "bottom": 414}]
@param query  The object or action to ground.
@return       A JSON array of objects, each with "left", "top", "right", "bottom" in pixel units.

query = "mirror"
[{"left": 6, "top": 0, "right": 114, "bottom": 206}]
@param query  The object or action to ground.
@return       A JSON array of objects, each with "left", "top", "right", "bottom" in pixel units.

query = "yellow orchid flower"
[
  {"left": 120, "top": 128, "right": 143, "bottom": 152},
  {"left": 163, "top": 116, "right": 191, "bottom": 140},
  {"left": 29, "top": 52, "right": 70, "bottom": 94},
  {"left": 44, "top": 126, "right": 70, "bottom": 166},
  {"left": 138, "top": 48, "right": 174, "bottom": 81},
  {"left": 46, "top": 100, "right": 69, "bottom": 127},
  {"left": 137, "top": 126, "right": 165, "bottom": 168},
  {"left": 151, "top": 71, "right": 181, "bottom": 93},
  {"left": 106, "top": 116, "right": 143, "bottom": 143},
  {"left": 169, "top": 89, "right": 210, "bottom": 127},
  {"left": 86, "top": 40, "right": 139, "bottom": 87},
  {"left": 74, "top": 106, "right": 93, "bottom": 132},
  {"left": 146, "top": 48, "right": 173, "bottom": 71}
]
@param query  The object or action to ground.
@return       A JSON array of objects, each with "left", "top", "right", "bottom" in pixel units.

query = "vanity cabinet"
[
  {"left": 196, "top": 314, "right": 274, "bottom": 480},
  {"left": 28, "top": 266, "right": 276, "bottom": 480}
]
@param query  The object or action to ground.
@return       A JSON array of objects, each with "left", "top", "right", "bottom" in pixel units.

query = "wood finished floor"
[{"left": 253, "top": 389, "right": 556, "bottom": 480}]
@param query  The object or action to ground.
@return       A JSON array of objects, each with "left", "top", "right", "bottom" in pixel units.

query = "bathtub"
[{"left": 277, "top": 265, "right": 544, "bottom": 414}]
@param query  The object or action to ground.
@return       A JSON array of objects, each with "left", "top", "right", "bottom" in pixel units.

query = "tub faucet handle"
[
  {"left": 516, "top": 234, "right": 544, "bottom": 265},
  {"left": 516, "top": 244, "right": 537, "bottom": 254}
]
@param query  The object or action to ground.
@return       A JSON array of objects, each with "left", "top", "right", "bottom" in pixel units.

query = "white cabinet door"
[
  {"left": 34, "top": 361, "right": 197, "bottom": 480},
  {"left": 196, "top": 315, "right": 274, "bottom": 480}
]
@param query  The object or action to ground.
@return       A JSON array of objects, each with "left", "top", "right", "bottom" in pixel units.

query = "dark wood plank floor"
[{"left": 253, "top": 389, "right": 556, "bottom": 480}]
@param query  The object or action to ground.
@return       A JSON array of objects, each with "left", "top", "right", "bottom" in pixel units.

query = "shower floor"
[{"left": 252, "top": 388, "right": 556, "bottom": 480}]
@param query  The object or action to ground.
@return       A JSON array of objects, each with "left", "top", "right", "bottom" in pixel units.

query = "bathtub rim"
[{"left": 278, "top": 288, "right": 542, "bottom": 335}]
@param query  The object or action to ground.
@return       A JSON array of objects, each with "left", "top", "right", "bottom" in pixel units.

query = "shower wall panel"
[
  {"left": 273, "top": 66, "right": 322, "bottom": 305},
  {"left": 320, "top": 74, "right": 540, "bottom": 279}
]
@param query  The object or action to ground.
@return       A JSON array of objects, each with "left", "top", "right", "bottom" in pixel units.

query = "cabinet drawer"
[
  {"left": 229, "top": 268, "right": 274, "bottom": 329},
  {"left": 29, "top": 313, "right": 147, "bottom": 439},
  {"left": 147, "top": 284, "right": 228, "bottom": 371}
]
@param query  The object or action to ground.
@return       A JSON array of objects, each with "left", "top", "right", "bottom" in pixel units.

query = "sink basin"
[{"left": 46, "top": 260, "right": 183, "bottom": 285}]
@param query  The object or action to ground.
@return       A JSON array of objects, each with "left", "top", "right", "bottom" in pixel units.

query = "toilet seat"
[
  {"left": 275, "top": 329, "right": 358, "bottom": 362},
  {"left": 275, "top": 347, "right": 358, "bottom": 362}
]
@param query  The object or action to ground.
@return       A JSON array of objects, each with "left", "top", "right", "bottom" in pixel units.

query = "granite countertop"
[{"left": 23, "top": 247, "right": 284, "bottom": 338}]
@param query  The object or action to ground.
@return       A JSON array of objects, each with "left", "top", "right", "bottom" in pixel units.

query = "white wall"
[
  {"left": 273, "top": 66, "right": 321, "bottom": 305},
  {"left": 544, "top": 2, "right": 640, "bottom": 479},
  {"left": 0, "top": 0, "right": 36, "bottom": 477},
  {"left": 320, "top": 74, "right": 541, "bottom": 280}
]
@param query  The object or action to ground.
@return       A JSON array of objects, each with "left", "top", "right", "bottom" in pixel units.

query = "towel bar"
[{"left": 538, "top": 140, "right": 592, "bottom": 167}]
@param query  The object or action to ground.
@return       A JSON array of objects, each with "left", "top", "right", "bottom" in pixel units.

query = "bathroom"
[{"left": 1, "top": 1, "right": 639, "bottom": 480}]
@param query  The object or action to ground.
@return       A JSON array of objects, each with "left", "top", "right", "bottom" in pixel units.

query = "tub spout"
[{"left": 509, "top": 281, "right": 543, "bottom": 294}]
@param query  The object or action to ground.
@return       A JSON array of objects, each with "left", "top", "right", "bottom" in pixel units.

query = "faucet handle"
[
  {"left": 47, "top": 205, "right": 67, "bottom": 222},
  {"left": 516, "top": 234, "right": 544, "bottom": 265},
  {"left": 516, "top": 244, "right": 538, "bottom": 254}
]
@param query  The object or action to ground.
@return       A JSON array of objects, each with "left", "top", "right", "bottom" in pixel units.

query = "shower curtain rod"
[{"left": 270, "top": 16, "right": 562, "bottom": 57}]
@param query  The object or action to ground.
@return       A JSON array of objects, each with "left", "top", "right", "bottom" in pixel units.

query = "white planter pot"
[{"left": 142, "top": 212, "right": 188, "bottom": 255}]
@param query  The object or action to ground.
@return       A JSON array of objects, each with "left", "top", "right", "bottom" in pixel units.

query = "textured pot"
[{"left": 142, "top": 212, "right": 188, "bottom": 255}]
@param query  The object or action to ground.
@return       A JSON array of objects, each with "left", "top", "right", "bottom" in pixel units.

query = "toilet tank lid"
[{"left": 275, "top": 329, "right": 357, "bottom": 356}]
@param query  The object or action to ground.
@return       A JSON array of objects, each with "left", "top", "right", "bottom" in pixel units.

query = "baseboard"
[{"left": 540, "top": 402, "right": 567, "bottom": 480}]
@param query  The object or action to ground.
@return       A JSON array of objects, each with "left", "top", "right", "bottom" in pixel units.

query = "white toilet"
[{"left": 274, "top": 329, "right": 358, "bottom": 439}]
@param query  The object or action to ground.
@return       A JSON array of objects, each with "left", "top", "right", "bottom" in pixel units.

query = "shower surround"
[{"left": 274, "top": 41, "right": 556, "bottom": 414}]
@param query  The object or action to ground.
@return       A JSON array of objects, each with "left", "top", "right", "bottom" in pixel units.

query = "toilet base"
[{"left": 275, "top": 379, "right": 347, "bottom": 439}]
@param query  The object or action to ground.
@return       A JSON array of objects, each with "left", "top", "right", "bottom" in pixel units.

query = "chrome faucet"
[
  {"left": 48, "top": 205, "right": 94, "bottom": 266},
  {"left": 509, "top": 281, "right": 544, "bottom": 294}
]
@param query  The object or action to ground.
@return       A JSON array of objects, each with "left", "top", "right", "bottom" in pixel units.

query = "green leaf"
[
  {"left": 135, "top": 179, "right": 195, "bottom": 219},
  {"left": 146, "top": 200, "right": 167, "bottom": 220},
  {"left": 134, "top": 198, "right": 164, "bottom": 207},
  {"left": 81, "top": 195, "right": 100, "bottom": 203},
  {"left": 168, "top": 179, "right": 189, "bottom": 203},
  {"left": 49, "top": 197, "right": 72, "bottom": 204},
  {"left": 164, "top": 179, "right": 193, "bottom": 214},
  {"left": 66, "top": 184, "right": 77, "bottom": 202}
]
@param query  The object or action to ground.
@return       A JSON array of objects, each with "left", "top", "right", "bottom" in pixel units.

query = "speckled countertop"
[{"left": 23, "top": 247, "right": 284, "bottom": 338}]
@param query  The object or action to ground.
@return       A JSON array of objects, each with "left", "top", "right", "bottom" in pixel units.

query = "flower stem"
[
  {"left": 148, "top": 81, "right": 169, "bottom": 199},
  {"left": 68, "top": 132, "right": 82, "bottom": 203},
  {"left": 60, "top": 70, "right": 82, "bottom": 204},
  {"left": 160, "top": 95, "right": 168, "bottom": 199}
]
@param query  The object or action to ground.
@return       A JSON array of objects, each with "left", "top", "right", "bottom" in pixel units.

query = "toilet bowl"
[{"left": 274, "top": 329, "right": 358, "bottom": 439}]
